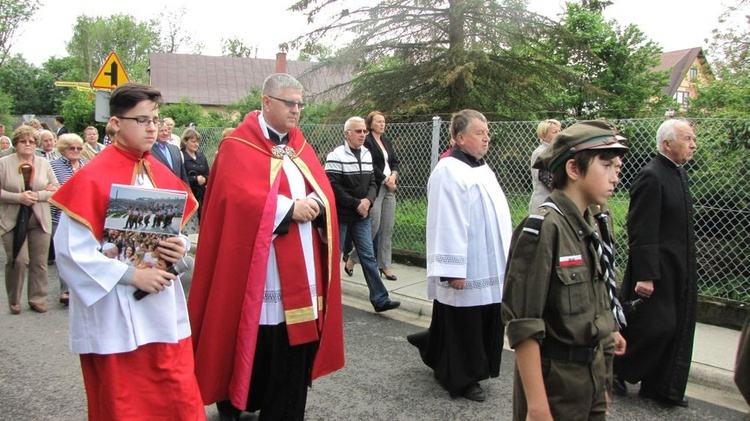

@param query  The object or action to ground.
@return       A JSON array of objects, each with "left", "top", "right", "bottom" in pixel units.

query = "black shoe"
[
  {"left": 342, "top": 253, "right": 349, "bottom": 263},
  {"left": 638, "top": 389, "right": 689, "bottom": 408},
  {"left": 379, "top": 268, "right": 398, "bottom": 280},
  {"left": 406, "top": 331, "right": 428, "bottom": 349},
  {"left": 612, "top": 375, "right": 627, "bottom": 396},
  {"left": 462, "top": 384, "right": 486, "bottom": 402},
  {"left": 216, "top": 401, "right": 241, "bottom": 420},
  {"left": 344, "top": 265, "right": 354, "bottom": 277},
  {"left": 374, "top": 300, "right": 400, "bottom": 313}
]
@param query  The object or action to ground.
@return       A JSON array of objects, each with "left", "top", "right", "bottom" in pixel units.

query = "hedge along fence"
[{"left": 183, "top": 117, "right": 750, "bottom": 304}]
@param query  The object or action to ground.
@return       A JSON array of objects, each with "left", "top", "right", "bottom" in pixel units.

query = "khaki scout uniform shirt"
[{"left": 502, "top": 189, "right": 615, "bottom": 350}]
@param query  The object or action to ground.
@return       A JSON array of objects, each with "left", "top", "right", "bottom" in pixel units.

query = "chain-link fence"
[{"left": 185, "top": 117, "right": 750, "bottom": 304}]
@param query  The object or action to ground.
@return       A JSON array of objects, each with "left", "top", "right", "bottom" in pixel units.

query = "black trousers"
[{"left": 218, "top": 323, "right": 319, "bottom": 420}]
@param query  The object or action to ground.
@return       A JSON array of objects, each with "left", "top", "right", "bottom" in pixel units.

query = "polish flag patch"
[{"left": 559, "top": 255, "right": 583, "bottom": 267}]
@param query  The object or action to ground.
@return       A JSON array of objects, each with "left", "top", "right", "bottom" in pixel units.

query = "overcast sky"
[{"left": 12, "top": 0, "right": 732, "bottom": 68}]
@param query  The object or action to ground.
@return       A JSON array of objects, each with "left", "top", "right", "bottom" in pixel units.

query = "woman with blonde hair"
[
  {"left": 49, "top": 133, "right": 89, "bottom": 304},
  {"left": 528, "top": 119, "right": 561, "bottom": 212}
]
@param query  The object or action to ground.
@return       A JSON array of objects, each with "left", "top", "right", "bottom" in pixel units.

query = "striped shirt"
[{"left": 50, "top": 156, "right": 89, "bottom": 224}]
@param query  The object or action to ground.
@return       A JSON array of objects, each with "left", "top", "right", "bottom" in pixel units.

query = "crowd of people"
[{"left": 2, "top": 74, "right": 746, "bottom": 421}]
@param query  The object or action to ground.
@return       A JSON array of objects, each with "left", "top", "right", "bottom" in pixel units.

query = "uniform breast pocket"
[{"left": 555, "top": 266, "right": 590, "bottom": 316}]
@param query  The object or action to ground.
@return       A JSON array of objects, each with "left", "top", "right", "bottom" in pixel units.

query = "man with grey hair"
[
  {"left": 408, "top": 109, "right": 512, "bottom": 402},
  {"left": 324, "top": 116, "right": 400, "bottom": 313},
  {"left": 189, "top": 73, "right": 345, "bottom": 420},
  {"left": 613, "top": 118, "right": 698, "bottom": 407}
]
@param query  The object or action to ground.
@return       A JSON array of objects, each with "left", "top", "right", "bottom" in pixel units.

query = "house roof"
[
  {"left": 654, "top": 47, "right": 705, "bottom": 96},
  {"left": 148, "top": 53, "right": 351, "bottom": 106}
]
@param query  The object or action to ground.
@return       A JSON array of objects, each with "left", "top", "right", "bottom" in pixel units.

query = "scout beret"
[{"left": 533, "top": 120, "right": 628, "bottom": 172}]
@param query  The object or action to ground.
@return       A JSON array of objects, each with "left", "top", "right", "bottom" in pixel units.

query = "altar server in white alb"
[{"left": 406, "top": 109, "right": 513, "bottom": 402}]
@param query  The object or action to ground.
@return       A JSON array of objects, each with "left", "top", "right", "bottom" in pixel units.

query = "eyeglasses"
[
  {"left": 66, "top": 146, "right": 83, "bottom": 151},
  {"left": 118, "top": 116, "right": 164, "bottom": 126},
  {"left": 347, "top": 129, "right": 367, "bottom": 134},
  {"left": 268, "top": 95, "right": 306, "bottom": 110},
  {"left": 16, "top": 139, "right": 35, "bottom": 145}
]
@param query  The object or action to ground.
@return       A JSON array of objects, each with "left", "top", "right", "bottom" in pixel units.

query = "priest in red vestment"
[{"left": 188, "top": 73, "right": 344, "bottom": 420}]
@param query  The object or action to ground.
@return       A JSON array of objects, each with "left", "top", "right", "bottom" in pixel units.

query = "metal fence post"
[{"left": 430, "top": 116, "right": 442, "bottom": 171}]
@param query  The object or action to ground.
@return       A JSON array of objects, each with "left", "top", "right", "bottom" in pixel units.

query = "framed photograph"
[{"left": 103, "top": 184, "right": 188, "bottom": 268}]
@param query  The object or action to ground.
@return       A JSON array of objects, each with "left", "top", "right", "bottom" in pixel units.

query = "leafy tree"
[
  {"left": 0, "top": 87, "right": 13, "bottom": 126},
  {"left": 691, "top": 0, "right": 749, "bottom": 117},
  {"left": 547, "top": 3, "right": 670, "bottom": 119},
  {"left": 225, "top": 88, "right": 262, "bottom": 124},
  {"left": 288, "top": 0, "right": 570, "bottom": 119},
  {"left": 160, "top": 99, "right": 210, "bottom": 127},
  {"left": 59, "top": 89, "right": 97, "bottom": 134},
  {"left": 221, "top": 38, "right": 256, "bottom": 58},
  {"left": 0, "top": 55, "right": 45, "bottom": 113},
  {"left": 66, "top": 14, "right": 161, "bottom": 83},
  {"left": 708, "top": 0, "right": 750, "bottom": 77},
  {"left": 0, "top": 0, "right": 40, "bottom": 66},
  {"left": 160, "top": 6, "right": 203, "bottom": 54}
]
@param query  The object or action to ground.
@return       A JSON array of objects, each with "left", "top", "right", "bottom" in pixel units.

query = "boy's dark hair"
[
  {"left": 109, "top": 83, "right": 162, "bottom": 117},
  {"left": 55, "top": 116, "right": 65, "bottom": 124},
  {"left": 551, "top": 150, "right": 623, "bottom": 190}
]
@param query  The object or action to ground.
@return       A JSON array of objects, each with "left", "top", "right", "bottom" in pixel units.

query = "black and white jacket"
[{"left": 324, "top": 141, "right": 377, "bottom": 223}]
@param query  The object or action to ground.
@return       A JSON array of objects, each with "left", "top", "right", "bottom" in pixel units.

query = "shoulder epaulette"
[
  {"left": 539, "top": 201, "right": 563, "bottom": 215},
  {"left": 522, "top": 212, "right": 546, "bottom": 236}
]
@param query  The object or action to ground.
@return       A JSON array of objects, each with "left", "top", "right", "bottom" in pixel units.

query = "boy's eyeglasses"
[{"left": 118, "top": 116, "right": 164, "bottom": 126}]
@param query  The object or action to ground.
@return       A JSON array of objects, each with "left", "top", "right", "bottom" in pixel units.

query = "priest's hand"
[
  {"left": 448, "top": 279, "right": 466, "bottom": 290},
  {"left": 293, "top": 198, "right": 320, "bottom": 222},
  {"left": 635, "top": 280, "right": 653, "bottom": 298},
  {"left": 156, "top": 236, "right": 186, "bottom": 265},
  {"left": 132, "top": 267, "right": 176, "bottom": 294}
]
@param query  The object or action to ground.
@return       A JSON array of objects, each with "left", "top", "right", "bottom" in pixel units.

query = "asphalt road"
[{"left": 0, "top": 262, "right": 747, "bottom": 420}]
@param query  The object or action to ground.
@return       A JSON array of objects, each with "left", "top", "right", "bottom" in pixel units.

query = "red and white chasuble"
[{"left": 188, "top": 111, "right": 345, "bottom": 409}]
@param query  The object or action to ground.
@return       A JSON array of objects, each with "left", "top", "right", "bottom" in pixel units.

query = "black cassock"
[{"left": 614, "top": 154, "right": 698, "bottom": 401}]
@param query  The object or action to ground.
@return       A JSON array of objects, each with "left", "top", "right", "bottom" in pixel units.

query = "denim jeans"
[{"left": 339, "top": 218, "right": 390, "bottom": 307}]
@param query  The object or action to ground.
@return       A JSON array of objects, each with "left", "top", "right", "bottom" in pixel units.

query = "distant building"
[
  {"left": 149, "top": 52, "right": 351, "bottom": 110},
  {"left": 654, "top": 47, "right": 714, "bottom": 109}
]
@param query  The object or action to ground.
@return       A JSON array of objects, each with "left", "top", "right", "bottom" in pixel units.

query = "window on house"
[
  {"left": 675, "top": 91, "right": 690, "bottom": 105},
  {"left": 689, "top": 68, "right": 698, "bottom": 80}
]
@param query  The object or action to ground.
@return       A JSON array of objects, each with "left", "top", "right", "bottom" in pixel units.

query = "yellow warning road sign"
[{"left": 91, "top": 52, "right": 129, "bottom": 90}]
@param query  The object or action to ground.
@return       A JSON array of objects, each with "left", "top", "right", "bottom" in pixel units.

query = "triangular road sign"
[{"left": 92, "top": 52, "right": 130, "bottom": 90}]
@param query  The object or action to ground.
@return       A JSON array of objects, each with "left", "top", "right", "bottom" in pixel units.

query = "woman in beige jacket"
[{"left": 0, "top": 125, "right": 59, "bottom": 314}]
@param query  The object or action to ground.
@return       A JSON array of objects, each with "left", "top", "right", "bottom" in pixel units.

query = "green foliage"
[
  {"left": 707, "top": 1, "right": 750, "bottom": 78},
  {"left": 0, "top": 87, "right": 13, "bottom": 126},
  {"left": 66, "top": 14, "right": 160, "bottom": 83},
  {"left": 548, "top": 3, "right": 669, "bottom": 119},
  {"left": 689, "top": 71, "right": 750, "bottom": 118},
  {"left": 299, "top": 101, "right": 338, "bottom": 124},
  {"left": 59, "top": 89, "right": 97, "bottom": 134},
  {"left": 225, "top": 88, "right": 262, "bottom": 125},
  {"left": 160, "top": 100, "right": 208, "bottom": 127},
  {"left": 221, "top": 38, "right": 255, "bottom": 58},
  {"left": 0, "top": 0, "right": 41, "bottom": 66},
  {"left": 289, "top": 0, "right": 571, "bottom": 119},
  {"left": 0, "top": 55, "right": 47, "bottom": 113}
]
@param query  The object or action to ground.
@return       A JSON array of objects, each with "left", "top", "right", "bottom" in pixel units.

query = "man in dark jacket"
[
  {"left": 324, "top": 116, "right": 400, "bottom": 313},
  {"left": 613, "top": 118, "right": 698, "bottom": 407}
]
